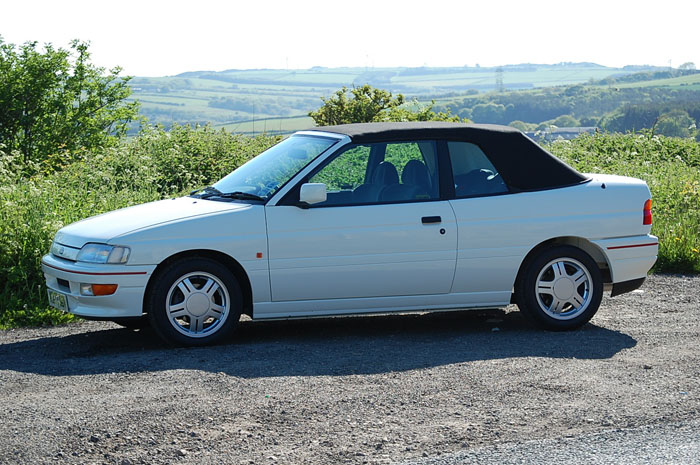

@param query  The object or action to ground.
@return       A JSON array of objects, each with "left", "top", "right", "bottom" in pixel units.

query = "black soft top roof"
[{"left": 306, "top": 122, "right": 588, "bottom": 191}]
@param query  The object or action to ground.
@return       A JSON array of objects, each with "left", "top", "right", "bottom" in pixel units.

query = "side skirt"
[{"left": 252, "top": 291, "right": 511, "bottom": 320}]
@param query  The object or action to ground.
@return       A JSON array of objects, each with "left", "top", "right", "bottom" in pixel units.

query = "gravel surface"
[
  {"left": 400, "top": 419, "right": 700, "bottom": 465},
  {"left": 0, "top": 274, "right": 698, "bottom": 464}
]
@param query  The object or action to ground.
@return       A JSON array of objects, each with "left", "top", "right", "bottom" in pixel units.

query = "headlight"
[{"left": 76, "top": 243, "right": 131, "bottom": 264}]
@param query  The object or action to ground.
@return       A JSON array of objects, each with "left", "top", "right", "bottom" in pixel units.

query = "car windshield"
[{"left": 209, "top": 135, "right": 338, "bottom": 200}]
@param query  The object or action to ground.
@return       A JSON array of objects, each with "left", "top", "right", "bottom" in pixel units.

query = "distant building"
[{"left": 526, "top": 127, "right": 598, "bottom": 141}]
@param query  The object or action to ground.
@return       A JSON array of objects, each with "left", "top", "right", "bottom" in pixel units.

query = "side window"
[
  {"left": 310, "top": 145, "right": 371, "bottom": 192},
  {"left": 307, "top": 141, "right": 439, "bottom": 206},
  {"left": 382, "top": 142, "right": 439, "bottom": 201},
  {"left": 448, "top": 142, "right": 509, "bottom": 198}
]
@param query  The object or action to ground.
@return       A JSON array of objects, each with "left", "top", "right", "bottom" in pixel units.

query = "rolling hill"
[{"left": 128, "top": 63, "right": 667, "bottom": 134}]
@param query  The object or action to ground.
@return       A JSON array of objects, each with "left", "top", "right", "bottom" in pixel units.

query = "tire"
[
  {"left": 147, "top": 258, "right": 242, "bottom": 346},
  {"left": 515, "top": 245, "right": 603, "bottom": 330},
  {"left": 110, "top": 317, "right": 149, "bottom": 330}
]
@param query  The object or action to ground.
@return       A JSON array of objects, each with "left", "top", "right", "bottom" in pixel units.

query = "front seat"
[
  {"left": 380, "top": 160, "right": 432, "bottom": 202},
  {"left": 401, "top": 160, "right": 432, "bottom": 196},
  {"left": 353, "top": 161, "right": 399, "bottom": 203}
]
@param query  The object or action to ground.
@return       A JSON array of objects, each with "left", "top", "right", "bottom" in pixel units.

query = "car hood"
[{"left": 54, "top": 197, "right": 250, "bottom": 248}]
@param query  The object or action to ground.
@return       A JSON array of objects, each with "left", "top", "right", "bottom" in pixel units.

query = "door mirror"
[{"left": 299, "top": 183, "right": 327, "bottom": 206}]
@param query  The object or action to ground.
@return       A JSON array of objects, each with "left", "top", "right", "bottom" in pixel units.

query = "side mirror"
[{"left": 298, "top": 183, "right": 327, "bottom": 207}]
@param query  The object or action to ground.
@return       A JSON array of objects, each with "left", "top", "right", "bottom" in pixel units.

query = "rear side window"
[{"left": 448, "top": 142, "right": 509, "bottom": 198}]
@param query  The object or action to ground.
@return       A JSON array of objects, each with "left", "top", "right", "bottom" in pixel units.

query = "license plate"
[{"left": 47, "top": 289, "right": 69, "bottom": 312}]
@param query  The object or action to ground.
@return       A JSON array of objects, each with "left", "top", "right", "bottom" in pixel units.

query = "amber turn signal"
[{"left": 80, "top": 283, "right": 118, "bottom": 296}]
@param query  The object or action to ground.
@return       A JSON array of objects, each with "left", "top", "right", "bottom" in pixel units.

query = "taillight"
[{"left": 643, "top": 199, "right": 652, "bottom": 225}]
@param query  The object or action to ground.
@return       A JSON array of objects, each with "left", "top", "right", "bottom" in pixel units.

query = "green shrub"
[{"left": 547, "top": 133, "right": 700, "bottom": 273}]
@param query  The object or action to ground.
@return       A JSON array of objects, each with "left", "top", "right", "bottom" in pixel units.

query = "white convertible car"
[{"left": 42, "top": 122, "right": 658, "bottom": 345}]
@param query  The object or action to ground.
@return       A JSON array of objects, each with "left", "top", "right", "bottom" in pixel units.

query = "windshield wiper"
[
  {"left": 216, "top": 191, "right": 266, "bottom": 201},
  {"left": 191, "top": 186, "right": 265, "bottom": 202},
  {"left": 190, "top": 186, "right": 223, "bottom": 198}
]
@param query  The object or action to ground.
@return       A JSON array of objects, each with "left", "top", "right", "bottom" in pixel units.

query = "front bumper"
[{"left": 41, "top": 254, "right": 156, "bottom": 318}]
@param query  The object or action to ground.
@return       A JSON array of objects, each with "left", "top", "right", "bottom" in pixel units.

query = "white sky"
[{"left": 2, "top": 0, "right": 698, "bottom": 76}]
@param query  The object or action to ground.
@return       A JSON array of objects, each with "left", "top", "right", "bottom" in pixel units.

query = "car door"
[
  {"left": 264, "top": 140, "right": 458, "bottom": 307},
  {"left": 446, "top": 141, "right": 521, "bottom": 304}
]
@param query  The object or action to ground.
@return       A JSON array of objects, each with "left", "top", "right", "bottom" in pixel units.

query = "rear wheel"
[
  {"left": 147, "top": 258, "right": 242, "bottom": 346},
  {"left": 515, "top": 245, "right": 603, "bottom": 330}
]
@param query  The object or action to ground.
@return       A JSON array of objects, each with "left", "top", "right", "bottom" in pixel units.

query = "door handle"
[{"left": 421, "top": 216, "right": 442, "bottom": 224}]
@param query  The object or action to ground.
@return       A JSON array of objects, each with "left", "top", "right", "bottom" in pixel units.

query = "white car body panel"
[
  {"left": 54, "top": 196, "right": 248, "bottom": 249},
  {"left": 264, "top": 202, "right": 457, "bottom": 306},
  {"left": 43, "top": 199, "right": 271, "bottom": 318},
  {"left": 448, "top": 173, "right": 656, "bottom": 294},
  {"left": 112, "top": 201, "right": 270, "bottom": 303},
  {"left": 254, "top": 291, "right": 510, "bottom": 319}
]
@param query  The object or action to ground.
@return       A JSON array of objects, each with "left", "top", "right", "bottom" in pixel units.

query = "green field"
[
  {"left": 129, "top": 63, "right": 654, "bottom": 132},
  {"left": 214, "top": 115, "right": 314, "bottom": 135},
  {"left": 614, "top": 73, "right": 700, "bottom": 89}
]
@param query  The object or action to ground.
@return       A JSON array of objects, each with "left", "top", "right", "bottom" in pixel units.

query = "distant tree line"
[
  {"left": 208, "top": 96, "right": 317, "bottom": 117},
  {"left": 597, "top": 67, "right": 698, "bottom": 85},
  {"left": 602, "top": 103, "right": 700, "bottom": 138},
  {"left": 438, "top": 84, "right": 700, "bottom": 138}
]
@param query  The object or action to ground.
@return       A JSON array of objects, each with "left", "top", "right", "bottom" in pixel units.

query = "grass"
[
  {"left": 613, "top": 73, "right": 700, "bottom": 89},
  {"left": 214, "top": 115, "right": 314, "bottom": 135},
  {"left": 1, "top": 128, "right": 697, "bottom": 329}
]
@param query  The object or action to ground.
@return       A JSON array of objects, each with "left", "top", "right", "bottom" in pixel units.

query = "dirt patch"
[{"left": 1, "top": 274, "right": 698, "bottom": 464}]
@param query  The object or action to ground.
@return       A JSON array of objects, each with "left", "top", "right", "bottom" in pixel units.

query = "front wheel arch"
[
  {"left": 143, "top": 249, "right": 254, "bottom": 319},
  {"left": 146, "top": 257, "right": 243, "bottom": 345}
]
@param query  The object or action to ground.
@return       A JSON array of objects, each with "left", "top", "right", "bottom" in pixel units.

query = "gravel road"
[
  {"left": 401, "top": 419, "right": 700, "bottom": 465},
  {"left": 1, "top": 274, "right": 698, "bottom": 464}
]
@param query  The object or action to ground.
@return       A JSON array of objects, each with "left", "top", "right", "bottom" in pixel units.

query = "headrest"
[
  {"left": 401, "top": 160, "right": 431, "bottom": 188},
  {"left": 373, "top": 161, "right": 399, "bottom": 185}
]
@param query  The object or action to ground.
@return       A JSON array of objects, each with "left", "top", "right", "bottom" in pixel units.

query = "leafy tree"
[
  {"left": 552, "top": 114, "right": 580, "bottom": 127},
  {"left": 309, "top": 84, "right": 467, "bottom": 126},
  {"left": 654, "top": 110, "right": 696, "bottom": 138},
  {"left": 679, "top": 62, "right": 696, "bottom": 70},
  {"left": 470, "top": 103, "right": 507, "bottom": 123},
  {"left": 508, "top": 120, "right": 537, "bottom": 132},
  {"left": 0, "top": 38, "right": 139, "bottom": 169}
]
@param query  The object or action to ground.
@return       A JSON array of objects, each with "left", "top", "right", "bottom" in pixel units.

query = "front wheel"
[
  {"left": 515, "top": 245, "right": 603, "bottom": 330},
  {"left": 147, "top": 258, "right": 242, "bottom": 346}
]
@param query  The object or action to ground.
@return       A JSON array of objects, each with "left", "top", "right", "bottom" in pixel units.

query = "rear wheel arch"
[
  {"left": 514, "top": 236, "right": 611, "bottom": 293},
  {"left": 514, "top": 244, "right": 604, "bottom": 330},
  {"left": 144, "top": 249, "right": 254, "bottom": 319}
]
